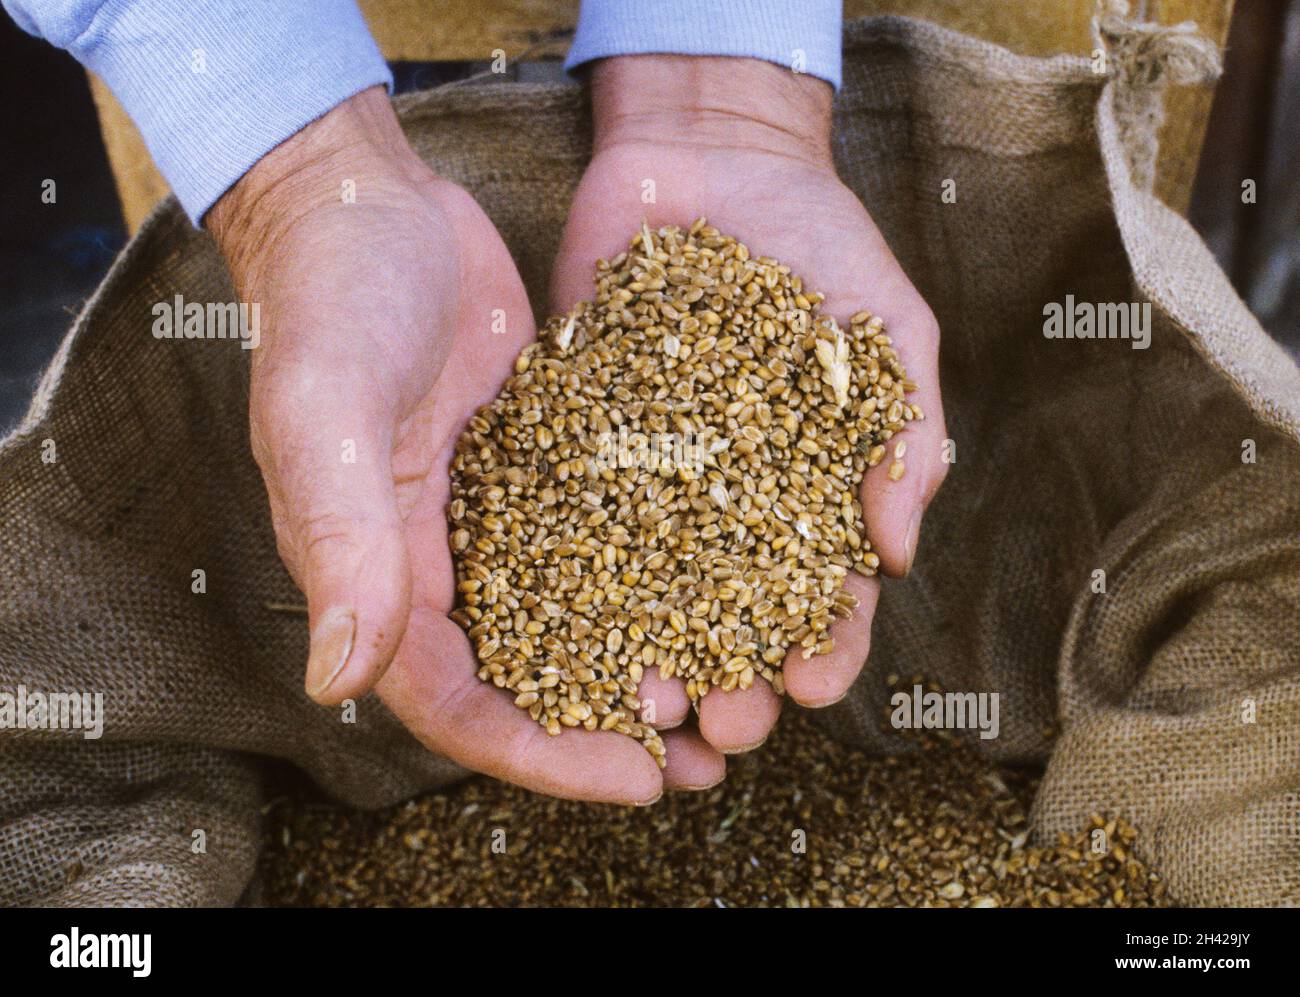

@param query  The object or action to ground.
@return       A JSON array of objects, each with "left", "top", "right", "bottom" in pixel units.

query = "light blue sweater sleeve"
[
  {"left": 3, "top": 0, "right": 392, "bottom": 224},
  {"left": 4, "top": 0, "right": 840, "bottom": 226},
  {"left": 566, "top": 0, "right": 843, "bottom": 89}
]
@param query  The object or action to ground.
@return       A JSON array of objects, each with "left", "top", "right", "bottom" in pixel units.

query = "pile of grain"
[
  {"left": 449, "top": 221, "right": 921, "bottom": 761},
  {"left": 260, "top": 702, "right": 1169, "bottom": 908}
]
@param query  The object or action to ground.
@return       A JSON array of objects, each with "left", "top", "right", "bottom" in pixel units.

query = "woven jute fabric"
[{"left": 3, "top": 15, "right": 1298, "bottom": 907}]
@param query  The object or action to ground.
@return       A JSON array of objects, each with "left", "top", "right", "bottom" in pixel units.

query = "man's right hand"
[{"left": 208, "top": 87, "right": 725, "bottom": 802}]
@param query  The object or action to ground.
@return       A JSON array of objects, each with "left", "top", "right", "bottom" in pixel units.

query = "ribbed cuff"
[
  {"left": 565, "top": 0, "right": 842, "bottom": 89},
  {"left": 69, "top": 0, "right": 392, "bottom": 224}
]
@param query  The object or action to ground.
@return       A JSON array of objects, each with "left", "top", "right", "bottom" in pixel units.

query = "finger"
[
  {"left": 782, "top": 572, "right": 880, "bottom": 708},
  {"left": 254, "top": 368, "right": 411, "bottom": 706},
  {"left": 637, "top": 671, "right": 690, "bottom": 730},
  {"left": 660, "top": 728, "right": 726, "bottom": 791},
  {"left": 855, "top": 306, "right": 949, "bottom": 577},
  {"left": 548, "top": 208, "right": 635, "bottom": 316},
  {"left": 379, "top": 608, "right": 664, "bottom": 805},
  {"left": 805, "top": 210, "right": 948, "bottom": 580},
  {"left": 550, "top": 205, "right": 677, "bottom": 316},
  {"left": 549, "top": 237, "right": 601, "bottom": 318},
  {"left": 697, "top": 677, "right": 783, "bottom": 754}
]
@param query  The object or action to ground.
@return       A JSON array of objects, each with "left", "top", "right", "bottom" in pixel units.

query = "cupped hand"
[
  {"left": 209, "top": 87, "right": 724, "bottom": 802},
  {"left": 551, "top": 57, "right": 949, "bottom": 755}
]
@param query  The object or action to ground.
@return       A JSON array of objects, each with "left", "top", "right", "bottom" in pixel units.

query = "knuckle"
[
  {"left": 911, "top": 309, "right": 941, "bottom": 351},
  {"left": 933, "top": 453, "right": 952, "bottom": 488},
  {"left": 251, "top": 364, "right": 319, "bottom": 432},
  {"left": 268, "top": 510, "right": 306, "bottom": 585},
  {"left": 500, "top": 726, "right": 539, "bottom": 787},
  {"left": 298, "top": 509, "right": 358, "bottom": 565}
]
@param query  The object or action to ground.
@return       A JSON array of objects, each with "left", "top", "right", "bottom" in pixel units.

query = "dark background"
[{"left": 1, "top": 7, "right": 1296, "bottom": 434}]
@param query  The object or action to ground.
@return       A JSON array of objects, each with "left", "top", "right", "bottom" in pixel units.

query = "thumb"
[{"left": 254, "top": 376, "right": 412, "bottom": 706}]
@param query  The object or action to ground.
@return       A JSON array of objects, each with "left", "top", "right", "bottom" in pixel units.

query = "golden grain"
[{"left": 448, "top": 222, "right": 921, "bottom": 761}]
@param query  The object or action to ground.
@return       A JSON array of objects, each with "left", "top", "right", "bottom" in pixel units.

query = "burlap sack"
[{"left": 3, "top": 14, "right": 1298, "bottom": 907}]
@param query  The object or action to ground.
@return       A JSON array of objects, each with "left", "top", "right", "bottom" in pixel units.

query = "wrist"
[
  {"left": 208, "top": 87, "right": 429, "bottom": 266},
  {"left": 589, "top": 55, "right": 833, "bottom": 167}
]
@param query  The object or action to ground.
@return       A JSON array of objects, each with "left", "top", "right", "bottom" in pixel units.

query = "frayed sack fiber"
[{"left": 2, "top": 14, "right": 1298, "bottom": 907}]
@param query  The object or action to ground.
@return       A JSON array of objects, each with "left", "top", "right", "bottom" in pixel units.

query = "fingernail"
[
  {"left": 633, "top": 791, "right": 664, "bottom": 807},
  {"left": 804, "top": 689, "right": 850, "bottom": 709},
  {"left": 306, "top": 607, "right": 356, "bottom": 699},
  {"left": 722, "top": 735, "right": 768, "bottom": 756},
  {"left": 670, "top": 776, "right": 726, "bottom": 793},
  {"left": 904, "top": 510, "right": 922, "bottom": 574}
]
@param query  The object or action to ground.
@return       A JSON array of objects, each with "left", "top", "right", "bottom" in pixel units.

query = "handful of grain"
[{"left": 449, "top": 220, "right": 921, "bottom": 763}]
